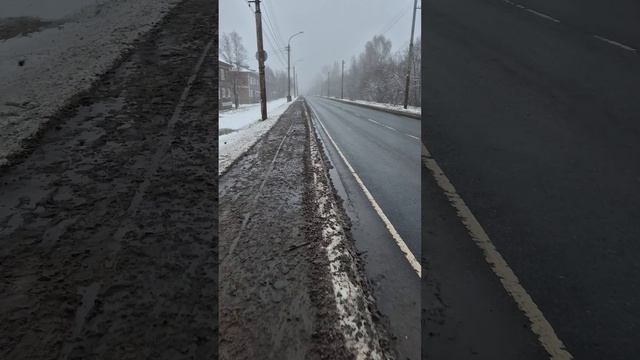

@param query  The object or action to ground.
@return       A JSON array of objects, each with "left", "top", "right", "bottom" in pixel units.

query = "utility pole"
[
  {"left": 286, "top": 31, "right": 303, "bottom": 102},
  {"left": 403, "top": 0, "right": 418, "bottom": 109},
  {"left": 250, "top": 0, "right": 267, "bottom": 120},
  {"left": 293, "top": 66, "right": 296, "bottom": 98},
  {"left": 327, "top": 72, "right": 330, "bottom": 97},
  {"left": 341, "top": 60, "right": 344, "bottom": 99},
  {"left": 287, "top": 45, "right": 291, "bottom": 101},
  {"left": 295, "top": 68, "right": 298, "bottom": 97}
]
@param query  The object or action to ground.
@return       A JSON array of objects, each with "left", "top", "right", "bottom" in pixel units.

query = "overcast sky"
[{"left": 219, "top": 0, "right": 421, "bottom": 92}]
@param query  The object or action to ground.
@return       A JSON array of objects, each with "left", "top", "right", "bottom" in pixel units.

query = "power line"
[
  {"left": 260, "top": 8, "right": 288, "bottom": 68},
  {"left": 263, "top": 1, "right": 287, "bottom": 50},
  {"left": 258, "top": 2, "right": 288, "bottom": 68},
  {"left": 239, "top": 0, "right": 287, "bottom": 70},
  {"left": 379, "top": 3, "right": 412, "bottom": 35},
  {"left": 262, "top": 19, "right": 288, "bottom": 67}
]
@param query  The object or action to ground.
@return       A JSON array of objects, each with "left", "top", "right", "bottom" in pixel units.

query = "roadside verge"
[
  {"left": 303, "top": 100, "right": 390, "bottom": 359},
  {"left": 0, "top": 0, "right": 181, "bottom": 168},
  {"left": 218, "top": 98, "right": 296, "bottom": 175},
  {"left": 218, "top": 98, "right": 391, "bottom": 359}
]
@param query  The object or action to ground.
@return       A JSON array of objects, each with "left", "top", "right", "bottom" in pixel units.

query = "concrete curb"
[{"left": 323, "top": 97, "right": 422, "bottom": 120}]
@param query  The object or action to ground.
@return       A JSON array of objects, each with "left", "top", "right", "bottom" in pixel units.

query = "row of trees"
[
  {"left": 219, "top": 31, "right": 290, "bottom": 108},
  {"left": 308, "top": 35, "right": 421, "bottom": 107}
]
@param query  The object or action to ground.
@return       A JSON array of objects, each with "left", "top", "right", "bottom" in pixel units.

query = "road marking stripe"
[
  {"left": 368, "top": 118, "right": 420, "bottom": 140},
  {"left": 421, "top": 143, "right": 572, "bottom": 359},
  {"left": 525, "top": 8, "right": 560, "bottom": 23},
  {"left": 593, "top": 35, "right": 637, "bottom": 52},
  {"left": 312, "top": 107, "right": 421, "bottom": 277}
]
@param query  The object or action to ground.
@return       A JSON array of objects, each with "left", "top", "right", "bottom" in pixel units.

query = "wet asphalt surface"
[
  {"left": 423, "top": 0, "right": 640, "bottom": 358},
  {"left": 306, "top": 96, "right": 421, "bottom": 360},
  {"left": 0, "top": 0, "right": 217, "bottom": 358}
]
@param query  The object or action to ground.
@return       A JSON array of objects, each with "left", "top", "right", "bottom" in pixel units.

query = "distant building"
[
  {"left": 219, "top": 60, "right": 233, "bottom": 110},
  {"left": 232, "top": 66, "right": 260, "bottom": 104}
]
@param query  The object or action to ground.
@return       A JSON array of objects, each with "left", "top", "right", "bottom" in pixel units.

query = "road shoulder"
[
  {"left": 0, "top": 1, "right": 216, "bottom": 358},
  {"left": 219, "top": 99, "right": 392, "bottom": 359},
  {"left": 422, "top": 152, "right": 549, "bottom": 359}
]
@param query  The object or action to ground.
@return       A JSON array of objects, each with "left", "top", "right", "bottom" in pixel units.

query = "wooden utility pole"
[
  {"left": 250, "top": 0, "right": 267, "bottom": 120},
  {"left": 403, "top": 0, "right": 418, "bottom": 109},
  {"left": 293, "top": 66, "right": 296, "bottom": 98},
  {"left": 341, "top": 60, "right": 344, "bottom": 99}
]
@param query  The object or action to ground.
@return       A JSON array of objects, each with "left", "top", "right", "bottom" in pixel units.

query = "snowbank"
[
  {"left": 219, "top": 98, "right": 295, "bottom": 174},
  {"left": 0, "top": 0, "right": 180, "bottom": 165},
  {"left": 327, "top": 96, "right": 421, "bottom": 116},
  {"left": 1, "top": 0, "right": 111, "bottom": 20},
  {"left": 219, "top": 97, "right": 287, "bottom": 130}
]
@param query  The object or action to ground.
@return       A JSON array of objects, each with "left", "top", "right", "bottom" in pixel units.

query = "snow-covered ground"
[
  {"left": 327, "top": 96, "right": 421, "bottom": 116},
  {"left": 1, "top": 0, "right": 111, "bottom": 20},
  {"left": 219, "top": 97, "right": 287, "bottom": 130},
  {"left": 219, "top": 98, "right": 295, "bottom": 174},
  {"left": 0, "top": 0, "right": 180, "bottom": 165}
]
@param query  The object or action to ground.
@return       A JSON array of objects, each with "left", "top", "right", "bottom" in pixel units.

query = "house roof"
[
  {"left": 235, "top": 66, "right": 256, "bottom": 73},
  {"left": 219, "top": 59, "right": 232, "bottom": 67}
]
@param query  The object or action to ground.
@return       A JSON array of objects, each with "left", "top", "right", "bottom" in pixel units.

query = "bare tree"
[
  {"left": 220, "top": 31, "right": 248, "bottom": 109},
  {"left": 311, "top": 34, "right": 421, "bottom": 107}
]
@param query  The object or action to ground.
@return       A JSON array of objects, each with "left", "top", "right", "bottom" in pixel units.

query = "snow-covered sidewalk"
[
  {"left": 219, "top": 97, "right": 295, "bottom": 174},
  {"left": 219, "top": 97, "right": 287, "bottom": 130},
  {"left": 326, "top": 96, "right": 421, "bottom": 117},
  {"left": 0, "top": 0, "right": 180, "bottom": 165}
]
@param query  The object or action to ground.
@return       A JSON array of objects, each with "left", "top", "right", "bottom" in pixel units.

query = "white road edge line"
[
  {"left": 367, "top": 118, "right": 381, "bottom": 125},
  {"left": 525, "top": 8, "right": 560, "bottom": 23},
  {"left": 421, "top": 143, "right": 573, "bottom": 360},
  {"left": 593, "top": 35, "right": 637, "bottom": 52},
  {"left": 407, "top": 134, "right": 420, "bottom": 140},
  {"left": 312, "top": 106, "right": 422, "bottom": 277}
]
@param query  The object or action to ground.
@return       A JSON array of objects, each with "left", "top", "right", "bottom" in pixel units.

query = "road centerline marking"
[
  {"left": 421, "top": 143, "right": 573, "bottom": 359},
  {"left": 310, "top": 104, "right": 422, "bottom": 277},
  {"left": 525, "top": 8, "right": 560, "bottom": 23},
  {"left": 593, "top": 35, "right": 637, "bottom": 52}
]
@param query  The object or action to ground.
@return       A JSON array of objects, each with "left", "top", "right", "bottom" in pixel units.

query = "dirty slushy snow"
[{"left": 0, "top": 0, "right": 180, "bottom": 166}]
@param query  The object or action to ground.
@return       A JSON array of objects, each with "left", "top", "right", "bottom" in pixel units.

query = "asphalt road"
[
  {"left": 423, "top": 0, "right": 640, "bottom": 358},
  {"left": 306, "top": 96, "right": 421, "bottom": 360}
]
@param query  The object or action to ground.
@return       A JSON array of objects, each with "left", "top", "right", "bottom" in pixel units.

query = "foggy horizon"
[{"left": 219, "top": 0, "right": 421, "bottom": 93}]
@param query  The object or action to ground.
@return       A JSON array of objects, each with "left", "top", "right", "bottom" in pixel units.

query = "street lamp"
[{"left": 287, "top": 31, "right": 303, "bottom": 102}]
